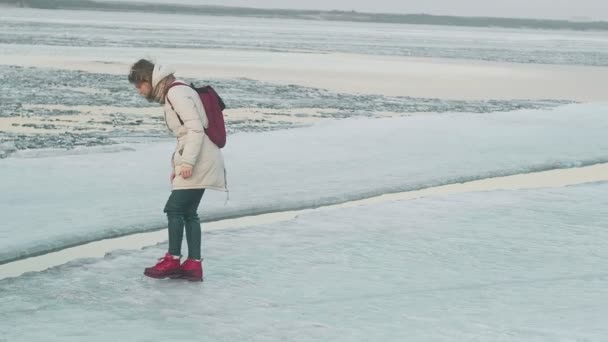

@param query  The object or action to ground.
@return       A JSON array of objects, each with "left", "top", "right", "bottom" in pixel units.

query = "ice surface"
[
  {"left": 1, "top": 8, "right": 607, "bottom": 66},
  {"left": 0, "top": 182, "right": 606, "bottom": 341},
  {"left": 1, "top": 103, "right": 607, "bottom": 263}
]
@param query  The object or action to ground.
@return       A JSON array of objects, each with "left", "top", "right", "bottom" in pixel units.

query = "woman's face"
[{"left": 135, "top": 81, "right": 152, "bottom": 98}]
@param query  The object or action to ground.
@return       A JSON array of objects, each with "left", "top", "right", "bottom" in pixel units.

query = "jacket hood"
[{"left": 152, "top": 63, "right": 176, "bottom": 88}]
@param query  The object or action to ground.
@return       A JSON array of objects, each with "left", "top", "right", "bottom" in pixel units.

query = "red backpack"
[{"left": 166, "top": 82, "right": 227, "bottom": 148}]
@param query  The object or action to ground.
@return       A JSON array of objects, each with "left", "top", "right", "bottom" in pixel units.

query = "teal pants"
[{"left": 163, "top": 189, "right": 205, "bottom": 260}]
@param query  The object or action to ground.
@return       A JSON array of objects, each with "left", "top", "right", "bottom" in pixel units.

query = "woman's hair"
[{"left": 128, "top": 59, "right": 155, "bottom": 84}]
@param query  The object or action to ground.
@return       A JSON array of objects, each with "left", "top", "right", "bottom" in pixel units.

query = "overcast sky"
[{"left": 120, "top": 0, "right": 608, "bottom": 20}]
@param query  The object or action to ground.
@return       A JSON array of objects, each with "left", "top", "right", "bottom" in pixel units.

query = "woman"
[{"left": 128, "top": 59, "right": 226, "bottom": 282}]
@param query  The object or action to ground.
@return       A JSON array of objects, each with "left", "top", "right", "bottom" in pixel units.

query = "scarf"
[{"left": 149, "top": 74, "right": 176, "bottom": 104}]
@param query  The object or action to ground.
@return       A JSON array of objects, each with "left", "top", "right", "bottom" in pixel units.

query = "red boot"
[
  {"left": 143, "top": 253, "right": 181, "bottom": 279},
  {"left": 176, "top": 258, "right": 203, "bottom": 282}
]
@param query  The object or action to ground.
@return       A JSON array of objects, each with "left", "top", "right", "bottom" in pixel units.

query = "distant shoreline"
[{"left": 2, "top": 0, "right": 607, "bottom": 31}]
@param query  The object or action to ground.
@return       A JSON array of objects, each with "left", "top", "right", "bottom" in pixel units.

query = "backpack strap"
[{"left": 165, "top": 82, "right": 189, "bottom": 125}]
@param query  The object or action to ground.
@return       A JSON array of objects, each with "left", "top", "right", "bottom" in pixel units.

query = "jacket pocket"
[{"left": 173, "top": 149, "right": 182, "bottom": 166}]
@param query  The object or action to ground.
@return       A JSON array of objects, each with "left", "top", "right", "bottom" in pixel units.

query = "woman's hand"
[{"left": 179, "top": 164, "right": 193, "bottom": 179}]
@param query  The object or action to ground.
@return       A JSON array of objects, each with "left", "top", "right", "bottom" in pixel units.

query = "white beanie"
[{"left": 151, "top": 63, "right": 176, "bottom": 88}]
